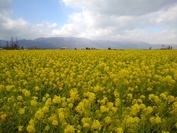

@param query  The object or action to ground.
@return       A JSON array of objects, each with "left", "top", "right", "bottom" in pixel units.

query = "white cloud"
[
  {"left": 2, "top": 18, "right": 28, "bottom": 30},
  {"left": 0, "top": 15, "right": 57, "bottom": 39},
  {"left": 117, "top": 29, "right": 177, "bottom": 44},
  {"left": 150, "top": 5, "right": 177, "bottom": 28},
  {"left": 0, "top": 0, "right": 177, "bottom": 44},
  {"left": 55, "top": 0, "right": 177, "bottom": 44},
  {"left": 36, "top": 22, "right": 58, "bottom": 29},
  {"left": 62, "top": 0, "right": 177, "bottom": 16}
]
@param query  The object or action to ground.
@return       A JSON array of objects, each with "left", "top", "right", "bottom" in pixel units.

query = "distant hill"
[
  {"left": 151, "top": 44, "right": 177, "bottom": 49},
  {"left": 0, "top": 37, "right": 176, "bottom": 49}
]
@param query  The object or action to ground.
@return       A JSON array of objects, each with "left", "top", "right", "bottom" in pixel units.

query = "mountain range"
[{"left": 0, "top": 37, "right": 176, "bottom": 49}]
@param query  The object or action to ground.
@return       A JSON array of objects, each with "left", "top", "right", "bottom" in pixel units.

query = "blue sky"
[
  {"left": 11, "top": 0, "right": 79, "bottom": 28},
  {"left": 0, "top": 0, "right": 177, "bottom": 44}
]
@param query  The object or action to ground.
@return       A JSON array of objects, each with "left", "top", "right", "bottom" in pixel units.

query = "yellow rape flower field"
[{"left": 0, "top": 50, "right": 177, "bottom": 133}]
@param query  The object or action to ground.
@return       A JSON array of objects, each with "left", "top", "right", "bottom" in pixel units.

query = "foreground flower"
[
  {"left": 52, "top": 120, "right": 58, "bottom": 126},
  {"left": 19, "top": 108, "right": 25, "bottom": 115},
  {"left": 0, "top": 114, "right": 7, "bottom": 121},
  {"left": 27, "top": 125, "right": 35, "bottom": 133},
  {"left": 18, "top": 126, "right": 23, "bottom": 132},
  {"left": 115, "top": 127, "right": 123, "bottom": 133},
  {"left": 91, "top": 120, "right": 101, "bottom": 130},
  {"left": 64, "top": 125, "right": 75, "bottom": 133}
]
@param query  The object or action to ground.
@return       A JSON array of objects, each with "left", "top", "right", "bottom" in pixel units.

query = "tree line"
[{"left": 2, "top": 37, "right": 24, "bottom": 50}]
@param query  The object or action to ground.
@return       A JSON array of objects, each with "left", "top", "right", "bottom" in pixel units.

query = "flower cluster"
[{"left": 0, "top": 50, "right": 177, "bottom": 132}]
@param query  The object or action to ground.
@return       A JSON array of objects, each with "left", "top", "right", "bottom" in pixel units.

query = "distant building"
[{"left": 60, "top": 47, "right": 68, "bottom": 50}]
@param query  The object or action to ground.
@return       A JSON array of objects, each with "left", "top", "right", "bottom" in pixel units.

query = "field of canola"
[{"left": 0, "top": 50, "right": 177, "bottom": 133}]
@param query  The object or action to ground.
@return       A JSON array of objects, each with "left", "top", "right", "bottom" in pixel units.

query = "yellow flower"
[
  {"left": 86, "top": 92, "right": 96, "bottom": 102},
  {"left": 140, "top": 95, "right": 145, "bottom": 99},
  {"left": 52, "top": 120, "right": 58, "bottom": 126},
  {"left": 17, "top": 95, "right": 23, "bottom": 101},
  {"left": 127, "top": 93, "right": 133, "bottom": 99},
  {"left": 58, "top": 112, "right": 65, "bottom": 121},
  {"left": 107, "top": 102, "right": 114, "bottom": 108},
  {"left": 174, "top": 73, "right": 177, "bottom": 80},
  {"left": 115, "top": 127, "right": 123, "bottom": 133},
  {"left": 132, "top": 99, "right": 138, "bottom": 104},
  {"left": 162, "top": 131, "right": 170, "bottom": 133},
  {"left": 22, "top": 89, "right": 31, "bottom": 97},
  {"left": 138, "top": 99, "right": 143, "bottom": 104},
  {"left": 111, "top": 107, "right": 118, "bottom": 113},
  {"left": 167, "top": 95, "right": 174, "bottom": 103},
  {"left": 91, "top": 120, "right": 101, "bottom": 130},
  {"left": 77, "top": 125, "right": 81, "bottom": 130},
  {"left": 100, "top": 97, "right": 108, "bottom": 105},
  {"left": 34, "top": 86, "right": 40, "bottom": 91},
  {"left": 42, "top": 97, "right": 46, "bottom": 101},
  {"left": 134, "top": 117, "right": 140, "bottom": 123},
  {"left": 30, "top": 100, "right": 37, "bottom": 106},
  {"left": 70, "top": 89, "right": 79, "bottom": 100},
  {"left": 0, "top": 114, "right": 7, "bottom": 121},
  {"left": 18, "top": 126, "right": 23, "bottom": 131},
  {"left": 115, "top": 98, "right": 121, "bottom": 107},
  {"left": 147, "top": 87, "right": 152, "bottom": 91},
  {"left": 27, "top": 124, "right": 35, "bottom": 133},
  {"left": 52, "top": 95, "right": 61, "bottom": 104},
  {"left": 45, "top": 125, "right": 50, "bottom": 131},
  {"left": 100, "top": 105, "right": 108, "bottom": 113},
  {"left": 48, "top": 114, "right": 57, "bottom": 122},
  {"left": 29, "top": 119, "right": 36, "bottom": 126},
  {"left": 68, "top": 103, "right": 73, "bottom": 108},
  {"left": 42, "top": 106, "right": 49, "bottom": 113},
  {"left": 175, "top": 122, "right": 177, "bottom": 128},
  {"left": 83, "top": 123, "right": 90, "bottom": 128},
  {"left": 149, "top": 94, "right": 155, "bottom": 100},
  {"left": 114, "top": 91, "right": 119, "bottom": 97},
  {"left": 32, "top": 96, "right": 38, "bottom": 100},
  {"left": 130, "top": 104, "right": 140, "bottom": 116},
  {"left": 62, "top": 101, "right": 67, "bottom": 107},
  {"left": 81, "top": 117, "right": 92, "bottom": 124},
  {"left": 75, "top": 102, "right": 86, "bottom": 115},
  {"left": 6, "top": 85, "right": 14, "bottom": 91},
  {"left": 165, "top": 75, "right": 173, "bottom": 82},
  {"left": 34, "top": 109, "right": 44, "bottom": 120},
  {"left": 144, "top": 106, "right": 153, "bottom": 115},
  {"left": 45, "top": 98, "right": 52, "bottom": 106},
  {"left": 155, "top": 116, "right": 161, "bottom": 124},
  {"left": 104, "top": 116, "right": 112, "bottom": 125},
  {"left": 45, "top": 93, "right": 50, "bottom": 98},
  {"left": 64, "top": 125, "right": 75, "bottom": 133},
  {"left": 19, "top": 108, "right": 25, "bottom": 115},
  {"left": 149, "top": 116, "right": 155, "bottom": 124},
  {"left": 125, "top": 116, "right": 134, "bottom": 125},
  {"left": 160, "top": 93, "right": 167, "bottom": 100}
]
